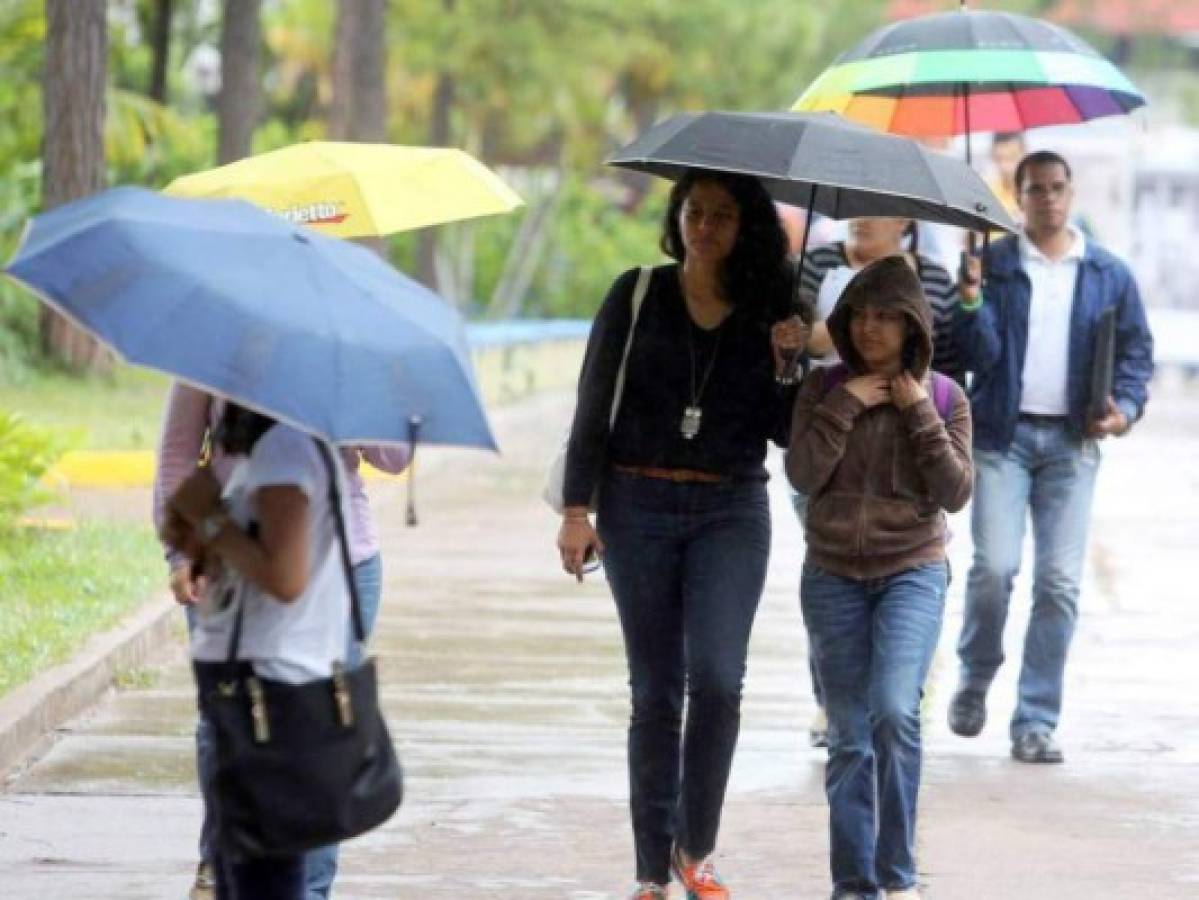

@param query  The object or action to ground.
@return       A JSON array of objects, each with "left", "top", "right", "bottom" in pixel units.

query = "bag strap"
[
  {"left": 222, "top": 439, "right": 365, "bottom": 671},
  {"left": 316, "top": 441, "right": 366, "bottom": 645},
  {"left": 930, "top": 372, "right": 954, "bottom": 420},
  {"left": 608, "top": 266, "right": 652, "bottom": 430}
]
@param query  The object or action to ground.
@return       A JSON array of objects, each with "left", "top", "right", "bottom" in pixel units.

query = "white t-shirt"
[
  {"left": 1019, "top": 227, "right": 1085, "bottom": 416},
  {"left": 812, "top": 265, "right": 857, "bottom": 368},
  {"left": 191, "top": 424, "right": 351, "bottom": 684}
]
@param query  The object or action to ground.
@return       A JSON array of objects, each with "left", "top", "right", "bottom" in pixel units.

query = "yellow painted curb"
[{"left": 46, "top": 451, "right": 410, "bottom": 489}]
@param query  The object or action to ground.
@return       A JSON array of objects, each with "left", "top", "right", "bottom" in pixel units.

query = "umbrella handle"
[{"left": 405, "top": 415, "right": 423, "bottom": 527}]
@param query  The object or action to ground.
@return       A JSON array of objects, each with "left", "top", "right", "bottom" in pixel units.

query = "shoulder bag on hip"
[{"left": 205, "top": 440, "right": 402, "bottom": 858}]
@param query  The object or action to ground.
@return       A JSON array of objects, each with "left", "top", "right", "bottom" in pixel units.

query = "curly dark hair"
[{"left": 659, "top": 169, "right": 803, "bottom": 323}]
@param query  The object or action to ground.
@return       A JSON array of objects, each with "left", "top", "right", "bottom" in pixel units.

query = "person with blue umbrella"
[{"left": 4, "top": 186, "right": 496, "bottom": 900}]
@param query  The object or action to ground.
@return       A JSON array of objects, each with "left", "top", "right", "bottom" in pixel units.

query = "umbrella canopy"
[
  {"left": 164, "top": 142, "right": 523, "bottom": 238},
  {"left": 607, "top": 111, "right": 1017, "bottom": 234},
  {"left": 793, "top": 9, "right": 1146, "bottom": 138},
  {"left": 5, "top": 187, "right": 496, "bottom": 450}
]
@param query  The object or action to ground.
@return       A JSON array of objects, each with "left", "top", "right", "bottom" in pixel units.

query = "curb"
[{"left": 0, "top": 595, "right": 182, "bottom": 782}]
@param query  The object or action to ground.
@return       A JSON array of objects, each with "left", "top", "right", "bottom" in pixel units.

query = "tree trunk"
[
  {"left": 330, "top": 0, "right": 387, "bottom": 142},
  {"left": 40, "top": 0, "right": 111, "bottom": 373},
  {"left": 350, "top": 0, "right": 386, "bottom": 142},
  {"left": 216, "top": 0, "right": 262, "bottom": 164},
  {"left": 416, "top": 0, "right": 456, "bottom": 290},
  {"left": 148, "top": 0, "right": 173, "bottom": 103},
  {"left": 327, "top": 0, "right": 358, "bottom": 140},
  {"left": 330, "top": 0, "right": 388, "bottom": 254}
]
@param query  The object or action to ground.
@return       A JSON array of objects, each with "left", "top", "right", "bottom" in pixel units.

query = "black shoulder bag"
[{"left": 206, "top": 440, "right": 402, "bottom": 858}]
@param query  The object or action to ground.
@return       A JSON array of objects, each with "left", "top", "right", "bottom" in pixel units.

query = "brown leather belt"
[{"left": 613, "top": 464, "right": 728, "bottom": 484}]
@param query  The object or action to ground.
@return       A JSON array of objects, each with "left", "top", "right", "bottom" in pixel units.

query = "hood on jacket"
[{"left": 825, "top": 254, "right": 934, "bottom": 378}]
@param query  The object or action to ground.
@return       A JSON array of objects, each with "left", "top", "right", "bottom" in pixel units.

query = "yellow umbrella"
[{"left": 164, "top": 141, "right": 523, "bottom": 237}]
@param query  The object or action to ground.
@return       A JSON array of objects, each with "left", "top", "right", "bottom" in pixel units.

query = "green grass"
[
  {"left": 0, "top": 521, "right": 164, "bottom": 697},
  {"left": 0, "top": 365, "right": 169, "bottom": 451}
]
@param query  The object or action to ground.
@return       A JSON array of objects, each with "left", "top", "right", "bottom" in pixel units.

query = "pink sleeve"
[
  {"left": 358, "top": 444, "right": 412, "bottom": 475},
  {"left": 152, "top": 382, "right": 212, "bottom": 553}
]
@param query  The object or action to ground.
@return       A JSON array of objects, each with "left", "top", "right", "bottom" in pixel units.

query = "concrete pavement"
[{"left": 2, "top": 382, "right": 1198, "bottom": 898}]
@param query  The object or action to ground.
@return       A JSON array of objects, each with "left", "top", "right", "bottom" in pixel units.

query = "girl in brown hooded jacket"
[{"left": 785, "top": 255, "right": 972, "bottom": 900}]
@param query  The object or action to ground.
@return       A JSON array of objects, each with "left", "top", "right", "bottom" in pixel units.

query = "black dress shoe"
[
  {"left": 1011, "top": 731, "right": 1064, "bottom": 764},
  {"left": 947, "top": 687, "right": 987, "bottom": 737}
]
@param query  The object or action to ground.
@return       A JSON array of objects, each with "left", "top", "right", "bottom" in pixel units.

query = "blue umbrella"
[{"left": 5, "top": 186, "right": 496, "bottom": 450}]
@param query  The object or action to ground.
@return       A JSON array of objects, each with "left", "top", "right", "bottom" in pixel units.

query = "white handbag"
[{"left": 542, "top": 265, "right": 652, "bottom": 513}]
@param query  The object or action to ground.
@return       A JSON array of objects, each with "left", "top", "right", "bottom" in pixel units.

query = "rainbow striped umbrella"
[{"left": 793, "top": 6, "right": 1146, "bottom": 153}]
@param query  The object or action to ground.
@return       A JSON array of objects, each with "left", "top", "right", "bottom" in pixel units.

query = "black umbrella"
[
  {"left": 607, "top": 110, "right": 1017, "bottom": 282},
  {"left": 608, "top": 110, "right": 1016, "bottom": 230}
]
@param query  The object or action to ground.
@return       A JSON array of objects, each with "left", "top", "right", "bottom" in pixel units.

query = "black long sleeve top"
[{"left": 563, "top": 264, "right": 796, "bottom": 507}]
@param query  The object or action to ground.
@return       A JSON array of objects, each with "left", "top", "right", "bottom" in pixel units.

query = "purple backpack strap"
[{"left": 930, "top": 372, "right": 954, "bottom": 421}]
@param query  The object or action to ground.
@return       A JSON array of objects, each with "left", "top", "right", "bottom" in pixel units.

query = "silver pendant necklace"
[{"left": 683, "top": 321, "right": 722, "bottom": 440}]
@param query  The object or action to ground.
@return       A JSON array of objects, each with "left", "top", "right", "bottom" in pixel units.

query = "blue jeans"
[
  {"left": 802, "top": 562, "right": 947, "bottom": 898},
  {"left": 956, "top": 420, "right": 1099, "bottom": 739},
  {"left": 790, "top": 491, "right": 825, "bottom": 710},
  {"left": 190, "top": 553, "right": 384, "bottom": 898},
  {"left": 304, "top": 552, "right": 384, "bottom": 899},
  {"left": 597, "top": 470, "right": 771, "bottom": 885}
]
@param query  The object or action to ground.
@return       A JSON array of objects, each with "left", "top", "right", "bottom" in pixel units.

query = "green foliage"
[
  {"left": 0, "top": 365, "right": 169, "bottom": 450},
  {"left": 525, "top": 176, "right": 667, "bottom": 317},
  {"left": 0, "top": 521, "right": 163, "bottom": 697},
  {"left": 0, "top": 411, "right": 73, "bottom": 530}
]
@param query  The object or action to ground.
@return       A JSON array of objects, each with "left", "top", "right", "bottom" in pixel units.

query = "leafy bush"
[{"left": 0, "top": 411, "right": 71, "bottom": 529}]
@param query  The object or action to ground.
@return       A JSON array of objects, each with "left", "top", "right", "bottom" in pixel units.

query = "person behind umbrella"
[
  {"left": 786, "top": 256, "right": 972, "bottom": 900},
  {"left": 153, "top": 382, "right": 409, "bottom": 900},
  {"left": 793, "top": 216, "right": 965, "bottom": 750},
  {"left": 948, "top": 151, "right": 1154, "bottom": 764},
  {"left": 163, "top": 403, "right": 353, "bottom": 900},
  {"left": 556, "top": 169, "right": 809, "bottom": 900},
  {"left": 800, "top": 217, "right": 966, "bottom": 385}
]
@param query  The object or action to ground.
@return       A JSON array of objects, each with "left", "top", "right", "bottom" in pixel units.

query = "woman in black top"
[{"left": 557, "top": 170, "right": 809, "bottom": 900}]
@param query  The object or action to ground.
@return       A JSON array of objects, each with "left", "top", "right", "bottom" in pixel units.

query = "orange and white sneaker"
[
  {"left": 671, "top": 848, "right": 729, "bottom": 900},
  {"left": 629, "top": 881, "right": 669, "bottom": 899}
]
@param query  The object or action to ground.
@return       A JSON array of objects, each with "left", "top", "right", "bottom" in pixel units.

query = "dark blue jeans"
[
  {"left": 597, "top": 470, "right": 771, "bottom": 885},
  {"left": 802, "top": 562, "right": 948, "bottom": 899}
]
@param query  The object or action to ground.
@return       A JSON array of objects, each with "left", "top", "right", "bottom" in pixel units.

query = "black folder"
[{"left": 1088, "top": 306, "right": 1116, "bottom": 424}]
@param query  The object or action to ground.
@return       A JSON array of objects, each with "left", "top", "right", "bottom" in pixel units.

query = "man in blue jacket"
[{"left": 949, "top": 150, "right": 1154, "bottom": 764}]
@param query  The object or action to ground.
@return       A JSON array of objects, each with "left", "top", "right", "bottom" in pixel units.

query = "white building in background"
[{"left": 1130, "top": 128, "right": 1199, "bottom": 312}]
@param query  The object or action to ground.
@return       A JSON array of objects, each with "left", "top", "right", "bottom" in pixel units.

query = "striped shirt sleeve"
[{"left": 798, "top": 243, "right": 848, "bottom": 313}]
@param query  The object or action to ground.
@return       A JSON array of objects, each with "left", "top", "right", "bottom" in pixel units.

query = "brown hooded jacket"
[{"left": 785, "top": 255, "right": 973, "bottom": 580}]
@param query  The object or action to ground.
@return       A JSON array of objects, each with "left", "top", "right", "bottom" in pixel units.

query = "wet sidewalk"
[{"left": 1, "top": 384, "right": 1197, "bottom": 898}]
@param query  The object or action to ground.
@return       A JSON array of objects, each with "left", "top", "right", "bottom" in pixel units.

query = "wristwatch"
[{"left": 196, "top": 507, "right": 231, "bottom": 545}]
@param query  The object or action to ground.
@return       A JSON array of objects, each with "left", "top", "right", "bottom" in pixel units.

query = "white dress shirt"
[{"left": 1019, "top": 226, "right": 1085, "bottom": 415}]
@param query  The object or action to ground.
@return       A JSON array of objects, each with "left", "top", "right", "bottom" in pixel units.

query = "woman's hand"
[
  {"left": 890, "top": 372, "right": 928, "bottom": 410},
  {"left": 169, "top": 560, "right": 207, "bottom": 606},
  {"left": 557, "top": 509, "right": 604, "bottom": 583},
  {"left": 770, "top": 316, "right": 811, "bottom": 376},
  {"left": 843, "top": 374, "right": 891, "bottom": 408},
  {"left": 169, "top": 468, "right": 223, "bottom": 527}
]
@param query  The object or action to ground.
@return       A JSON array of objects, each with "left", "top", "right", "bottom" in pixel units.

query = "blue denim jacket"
[{"left": 953, "top": 234, "right": 1154, "bottom": 453}]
